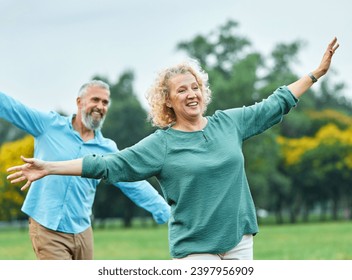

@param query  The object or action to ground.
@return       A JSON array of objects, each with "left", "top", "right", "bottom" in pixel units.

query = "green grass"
[
  {"left": 0, "top": 227, "right": 34, "bottom": 260},
  {"left": 255, "top": 221, "right": 352, "bottom": 259},
  {"left": 0, "top": 221, "right": 351, "bottom": 260},
  {"left": 93, "top": 225, "right": 170, "bottom": 260}
]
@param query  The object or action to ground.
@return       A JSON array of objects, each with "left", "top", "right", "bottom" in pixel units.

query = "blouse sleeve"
[
  {"left": 82, "top": 130, "right": 167, "bottom": 184},
  {"left": 240, "top": 86, "right": 298, "bottom": 140}
]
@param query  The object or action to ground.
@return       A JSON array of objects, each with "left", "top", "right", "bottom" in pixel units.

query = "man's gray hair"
[{"left": 78, "top": 80, "right": 110, "bottom": 97}]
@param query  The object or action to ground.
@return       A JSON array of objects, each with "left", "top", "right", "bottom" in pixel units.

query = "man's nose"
[{"left": 96, "top": 101, "right": 105, "bottom": 110}]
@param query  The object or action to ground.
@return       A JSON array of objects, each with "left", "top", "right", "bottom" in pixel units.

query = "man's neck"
[{"left": 72, "top": 115, "right": 95, "bottom": 142}]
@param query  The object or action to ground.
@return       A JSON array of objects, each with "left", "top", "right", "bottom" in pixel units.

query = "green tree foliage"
[
  {"left": 0, "top": 135, "right": 33, "bottom": 221},
  {"left": 0, "top": 119, "right": 26, "bottom": 146},
  {"left": 101, "top": 71, "right": 153, "bottom": 149},
  {"left": 315, "top": 78, "right": 351, "bottom": 113},
  {"left": 278, "top": 122, "right": 352, "bottom": 221}
]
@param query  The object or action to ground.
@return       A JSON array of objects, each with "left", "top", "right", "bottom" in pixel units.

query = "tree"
[
  {"left": 278, "top": 122, "right": 352, "bottom": 221},
  {"left": 0, "top": 119, "right": 26, "bottom": 146},
  {"left": 102, "top": 70, "right": 153, "bottom": 149},
  {"left": 0, "top": 135, "right": 34, "bottom": 221}
]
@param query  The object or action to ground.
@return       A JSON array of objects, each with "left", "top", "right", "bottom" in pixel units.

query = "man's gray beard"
[{"left": 81, "top": 108, "right": 106, "bottom": 131}]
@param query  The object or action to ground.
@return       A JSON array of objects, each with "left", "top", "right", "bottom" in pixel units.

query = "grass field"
[{"left": 0, "top": 221, "right": 351, "bottom": 260}]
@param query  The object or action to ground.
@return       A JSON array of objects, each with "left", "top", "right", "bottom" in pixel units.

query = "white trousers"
[{"left": 175, "top": 234, "right": 253, "bottom": 260}]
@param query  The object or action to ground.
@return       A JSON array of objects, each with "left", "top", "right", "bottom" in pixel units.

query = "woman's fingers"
[
  {"left": 328, "top": 37, "right": 339, "bottom": 54},
  {"left": 6, "top": 165, "right": 23, "bottom": 173},
  {"left": 21, "top": 181, "right": 32, "bottom": 191}
]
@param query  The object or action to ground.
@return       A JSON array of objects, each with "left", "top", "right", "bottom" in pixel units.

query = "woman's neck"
[{"left": 172, "top": 117, "right": 207, "bottom": 132}]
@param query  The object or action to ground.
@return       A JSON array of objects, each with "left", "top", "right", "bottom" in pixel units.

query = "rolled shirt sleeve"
[{"left": 82, "top": 154, "right": 109, "bottom": 180}]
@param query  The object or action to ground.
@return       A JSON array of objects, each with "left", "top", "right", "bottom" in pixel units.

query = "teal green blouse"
[{"left": 82, "top": 86, "right": 298, "bottom": 258}]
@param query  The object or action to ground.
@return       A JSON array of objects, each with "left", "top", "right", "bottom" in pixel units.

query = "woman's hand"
[
  {"left": 313, "top": 36, "right": 339, "bottom": 79},
  {"left": 288, "top": 37, "right": 339, "bottom": 98},
  {"left": 7, "top": 156, "right": 48, "bottom": 191}
]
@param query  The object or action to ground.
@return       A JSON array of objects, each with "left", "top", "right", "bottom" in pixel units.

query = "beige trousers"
[{"left": 28, "top": 217, "right": 93, "bottom": 260}]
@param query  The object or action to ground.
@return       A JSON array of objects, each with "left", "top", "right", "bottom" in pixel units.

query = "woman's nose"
[{"left": 188, "top": 90, "right": 197, "bottom": 98}]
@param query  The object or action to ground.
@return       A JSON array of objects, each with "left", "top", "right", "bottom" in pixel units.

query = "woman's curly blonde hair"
[{"left": 145, "top": 59, "right": 212, "bottom": 128}]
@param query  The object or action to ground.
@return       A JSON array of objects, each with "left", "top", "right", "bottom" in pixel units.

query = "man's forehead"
[{"left": 86, "top": 86, "right": 110, "bottom": 96}]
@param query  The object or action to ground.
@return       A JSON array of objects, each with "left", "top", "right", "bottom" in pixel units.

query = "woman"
[{"left": 7, "top": 37, "right": 339, "bottom": 260}]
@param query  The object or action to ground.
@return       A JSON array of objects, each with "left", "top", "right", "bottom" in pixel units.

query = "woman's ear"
[{"left": 166, "top": 98, "right": 172, "bottom": 108}]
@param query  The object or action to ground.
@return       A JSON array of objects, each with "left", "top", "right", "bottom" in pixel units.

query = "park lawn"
[
  {"left": 0, "top": 221, "right": 351, "bottom": 260},
  {"left": 255, "top": 221, "right": 352, "bottom": 259},
  {"left": 0, "top": 227, "right": 34, "bottom": 260},
  {"left": 93, "top": 224, "right": 170, "bottom": 260}
]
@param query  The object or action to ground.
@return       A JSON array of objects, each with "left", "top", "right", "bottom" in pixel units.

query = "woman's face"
[{"left": 167, "top": 72, "right": 205, "bottom": 123}]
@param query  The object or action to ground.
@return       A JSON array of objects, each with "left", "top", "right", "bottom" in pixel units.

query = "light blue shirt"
[{"left": 0, "top": 92, "right": 170, "bottom": 233}]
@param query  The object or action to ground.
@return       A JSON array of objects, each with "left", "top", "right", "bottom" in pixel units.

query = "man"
[{"left": 0, "top": 80, "right": 170, "bottom": 259}]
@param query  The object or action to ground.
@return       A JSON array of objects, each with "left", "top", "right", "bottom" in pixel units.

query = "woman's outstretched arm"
[{"left": 7, "top": 156, "right": 83, "bottom": 191}]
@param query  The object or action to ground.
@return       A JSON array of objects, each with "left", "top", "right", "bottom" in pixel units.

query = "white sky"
[{"left": 1, "top": 0, "right": 351, "bottom": 114}]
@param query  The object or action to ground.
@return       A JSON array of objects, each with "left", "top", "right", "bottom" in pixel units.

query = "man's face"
[{"left": 78, "top": 85, "right": 110, "bottom": 130}]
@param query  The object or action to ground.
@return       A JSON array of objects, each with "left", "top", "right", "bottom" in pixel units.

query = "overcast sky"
[{"left": 1, "top": 0, "right": 350, "bottom": 114}]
